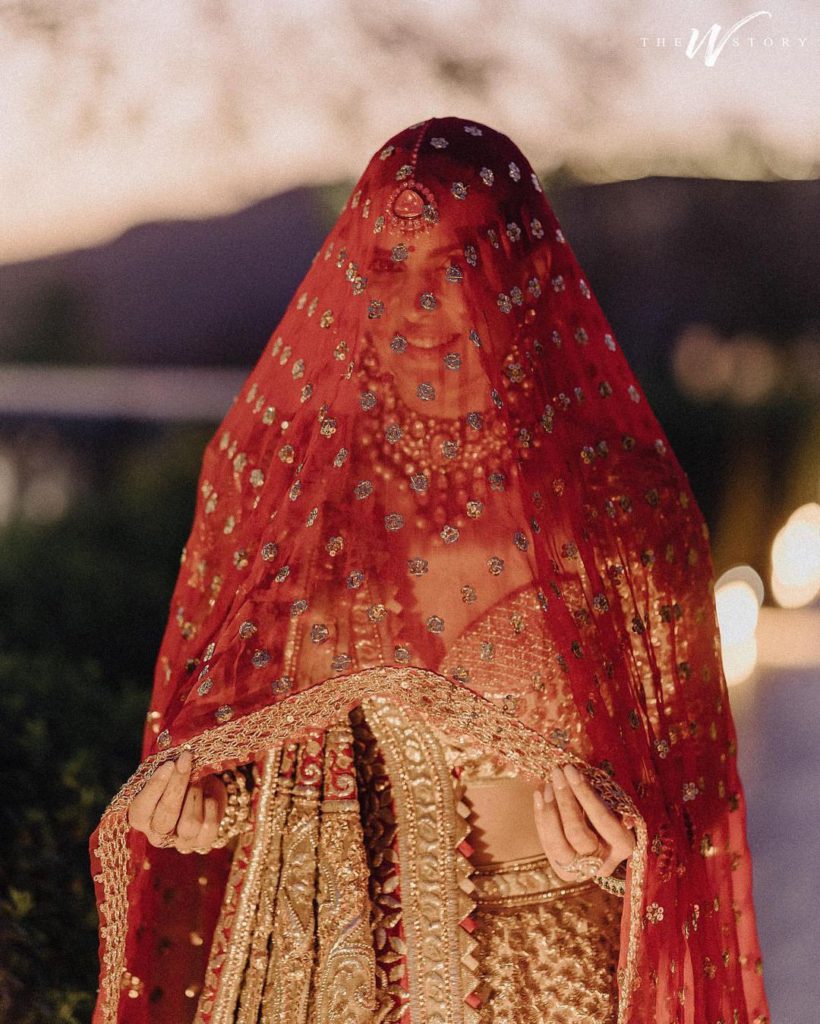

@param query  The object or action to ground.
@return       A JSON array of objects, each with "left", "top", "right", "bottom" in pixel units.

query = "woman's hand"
[
  {"left": 533, "top": 764, "right": 635, "bottom": 882},
  {"left": 127, "top": 749, "right": 227, "bottom": 854}
]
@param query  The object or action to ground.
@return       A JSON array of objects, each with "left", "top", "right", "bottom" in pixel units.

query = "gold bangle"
[
  {"left": 591, "top": 860, "right": 628, "bottom": 898},
  {"left": 210, "top": 765, "right": 254, "bottom": 849},
  {"left": 591, "top": 873, "right": 626, "bottom": 898}
]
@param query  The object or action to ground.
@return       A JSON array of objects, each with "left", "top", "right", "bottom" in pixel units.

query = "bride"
[{"left": 90, "top": 115, "right": 769, "bottom": 1024}]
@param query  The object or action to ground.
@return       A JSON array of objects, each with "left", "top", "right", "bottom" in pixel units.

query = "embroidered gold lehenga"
[
  {"left": 90, "top": 116, "right": 769, "bottom": 1024},
  {"left": 196, "top": 665, "right": 623, "bottom": 1023}
]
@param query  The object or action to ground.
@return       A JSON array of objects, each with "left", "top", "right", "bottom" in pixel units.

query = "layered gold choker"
[{"left": 357, "top": 341, "right": 516, "bottom": 525}]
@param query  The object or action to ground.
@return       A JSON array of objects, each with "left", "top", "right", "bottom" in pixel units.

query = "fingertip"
[
  {"left": 542, "top": 782, "right": 555, "bottom": 802},
  {"left": 563, "top": 763, "right": 582, "bottom": 786},
  {"left": 533, "top": 790, "right": 543, "bottom": 811}
]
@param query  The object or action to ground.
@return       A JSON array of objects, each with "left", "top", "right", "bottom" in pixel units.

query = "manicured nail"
[
  {"left": 550, "top": 766, "right": 567, "bottom": 789},
  {"left": 542, "top": 782, "right": 555, "bottom": 802},
  {"left": 176, "top": 750, "right": 192, "bottom": 773},
  {"left": 533, "top": 790, "right": 543, "bottom": 810},
  {"left": 564, "top": 764, "right": 582, "bottom": 786}
]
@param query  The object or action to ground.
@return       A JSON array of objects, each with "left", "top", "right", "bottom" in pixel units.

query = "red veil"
[{"left": 90, "top": 116, "right": 768, "bottom": 1024}]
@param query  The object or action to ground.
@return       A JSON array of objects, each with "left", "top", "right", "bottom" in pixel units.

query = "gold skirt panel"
[
  {"left": 196, "top": 700, "right": 621, "bottom": 1024},
  {"left": 472, "top": 856, "right": 620, "bottom": 1023}
]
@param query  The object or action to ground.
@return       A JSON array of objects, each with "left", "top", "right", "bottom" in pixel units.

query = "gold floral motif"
[
  {"left": 195, "top": 725, "right": 376, "bottom": 1024},
  {"left": 315, "top": 725, "right": 376, "bottom": 1024},
  {"left": 253, "top": 739, "right": 321, "bottom": 1023},
  {"left": 197, "top": 749, "right": 286, "bottom": 1024}
]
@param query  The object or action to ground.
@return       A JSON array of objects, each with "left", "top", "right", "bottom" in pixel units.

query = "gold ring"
[{"left": 556, "top": 843, "right": 605, "bottom": 877}]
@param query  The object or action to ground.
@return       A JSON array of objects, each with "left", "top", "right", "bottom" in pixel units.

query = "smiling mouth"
[{"left": 406, "top": 332, "right": 461, "bottom": 350}]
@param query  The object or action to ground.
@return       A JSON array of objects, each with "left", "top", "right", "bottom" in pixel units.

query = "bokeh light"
[
  {"left": 771, "top": 502, "right": 820, "bottom": 608},
  {"left": 715, "top": 566, "right": 764, "bottom": 685},
  {"left": 672, "top": 325, "right": 790, "bottom": 405}
]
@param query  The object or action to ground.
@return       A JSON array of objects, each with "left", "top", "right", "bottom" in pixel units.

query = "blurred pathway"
[{"left": 733, "top": 665, "right": 820, "bottom": 1023}]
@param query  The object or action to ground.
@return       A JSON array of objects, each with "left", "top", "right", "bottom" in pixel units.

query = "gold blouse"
[{"left": 434, "top": 725, "right": 521, "bottom": 782}]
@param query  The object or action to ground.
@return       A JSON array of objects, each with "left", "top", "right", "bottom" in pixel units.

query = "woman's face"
[
  {"left": 374, "top": 230, "right": 466, "bottom": 352},
  {"left": 369, "top": 229, "right": 492, "bottom": 418}
]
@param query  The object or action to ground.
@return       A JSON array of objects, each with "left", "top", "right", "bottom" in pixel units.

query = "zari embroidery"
[
  {"left": 92, "top": 666, "right": 647, "bottom": 1024},
  {"left": 470, "top": 852, "right": 597, "bottom": 909},
  {"left": 362, "top": 695, "right": 478, "bottom": 1023},
  {"left": 473, "top": 884, "right": 621, "bottom": 1023},
  {"left": 91, "top": 113, "right": 768, "bottom": 1024},
  {"left": 314, "top": 724, "right": 376, "bottom": 1024},
  {"left": 198, "top": 748, "right": 284, "bottom": 1024},
  {"left": 351, "top": 706, "right": 411, "bottom": 1023},
  {"left": 194, "top": 727, "right": 376, "bottom": 1024}
]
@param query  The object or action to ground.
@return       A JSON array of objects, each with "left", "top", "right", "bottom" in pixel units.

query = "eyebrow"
[{"left": 407, "top": 244, "right": 460, "bottom": 258}]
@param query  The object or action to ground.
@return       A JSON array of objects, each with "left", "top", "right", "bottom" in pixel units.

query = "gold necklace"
[{"left": 358, "top": 340, "right": 515, "bottom": 527}]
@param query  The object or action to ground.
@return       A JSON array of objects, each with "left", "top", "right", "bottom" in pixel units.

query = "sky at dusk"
[{"left": 1, "top": 0, "right": 817, "bottom": 261}]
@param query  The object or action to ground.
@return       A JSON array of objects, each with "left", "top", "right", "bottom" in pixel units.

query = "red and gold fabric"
[{"left": 89, "top": 115, "right": 769, "bottom": 1024}]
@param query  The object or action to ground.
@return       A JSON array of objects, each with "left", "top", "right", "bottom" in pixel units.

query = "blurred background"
[{"left": 0, "top": 2, "right": 818, "bottom": 1021}]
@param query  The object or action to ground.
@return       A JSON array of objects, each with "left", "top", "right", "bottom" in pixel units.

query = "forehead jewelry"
[{"left": 386, "top": 181, "right": 439, "bottom": 234}]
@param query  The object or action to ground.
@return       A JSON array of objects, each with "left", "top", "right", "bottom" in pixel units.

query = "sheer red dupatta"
[{"left": 90, "top": 115, "right": 769, "bottom": 1024}]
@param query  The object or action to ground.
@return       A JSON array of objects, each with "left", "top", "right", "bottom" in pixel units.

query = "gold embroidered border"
[
  {"left": 314, "top": 724, "right": 377, "bottom": 1024},
  {"left": 450, "top": 771, "right": 481, "bottom": 1019},
  {"left": 350, "top": 705, "right": 409, "bottom": 1022},
  {"left": 204, "top": 749, "right": 284, "bottom": 1024},
  {"left": 92, "top": 665, "right": 646, "bottom": 1024},
  {"left": 361, "top": 696, "right": 472, "bottom": 1024},
  {"left": 471, "top": 852, "right": 597, "bottom": 909}
]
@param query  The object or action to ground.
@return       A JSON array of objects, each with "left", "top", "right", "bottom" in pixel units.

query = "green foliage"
[
  {"left": 0, "top": 425, "right": 211, "bottom": 1024},
  {"left": 1, "top": 281, "right": 102, "bottom": 364}
]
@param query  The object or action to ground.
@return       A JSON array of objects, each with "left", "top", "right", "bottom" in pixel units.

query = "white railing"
[{"left": 0, "top": 365, "right": 250, "bottom": 421}]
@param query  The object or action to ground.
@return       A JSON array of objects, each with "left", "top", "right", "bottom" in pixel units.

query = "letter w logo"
[{"left": 686, "top": 10, "right": 772, "bottom": 67}]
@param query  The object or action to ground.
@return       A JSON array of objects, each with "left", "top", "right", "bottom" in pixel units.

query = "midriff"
[
  {"left": 462, "top": 776, "right": 545, "bottom": 864},
  {"left": 431, "top": 725, "right": 546, "bottom": 865}
]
